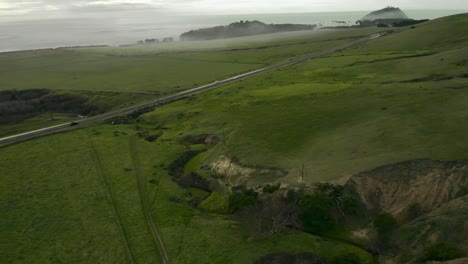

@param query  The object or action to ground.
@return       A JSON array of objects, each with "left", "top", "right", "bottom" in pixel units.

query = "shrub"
[
  {"left": 421, "top": 242, "right": 463, "bottom": 262},
  {"left": 179, "top": 172, "right": 211, "bottom": 191},
  {"left": 331, "top": 253, "right": 362, "bottom": 264},
  {"left": 374, "top": 212, "right": 398, "bottom": 236},
  {"left": 228, "top": 188, "right": 258, "bottom": 213},
  {"left": 405, "top": 203, "right": 423, "bottom": 221},
  {"left": 341, "top": 196, "right": 359, "bottom": 215},
  {"left": 373, "top": 212, "right": 398, "bottom": 247},
  {"left": 254, "top": 252, "right": 326, "bottom": 264},
  {"left": 263, "top": 183, "right": 280, "bottom": 194}
]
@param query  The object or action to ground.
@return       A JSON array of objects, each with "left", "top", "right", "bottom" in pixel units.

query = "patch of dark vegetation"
[
  {"left": 254, "top": 252, "right": 326, "bottom": 264},
  {"left": 236, "top": 196, "right": 301, "bottom": 238},
  {"left": 137, "top": 130, "right": 164, "bottom": 142},
  {"left": 126, "top": 107, "right": 155, "bottom": 121},
  {"left": 179, "top": 172, "right": 211, "bottom": 192},
  {"left": 298, "top": 183, "right": 361, "bottom": 235},
  {"left": 330, "top": 253, "right": 363, "bottom": 264},
  {"left": 182, "top": 134, "right": 219, "bottom": 145},
  {"left": 384, "top": 73, "right": 468, "bottom": 84},
  {"left": 262, "top": 183, "right": 281, "bottom": 194},
  {"left": 229, "top": 186, "right": 259, "bottom": 213},
  {"left": 148, "top": 179, "right": 157, "bottom": 184},
  {"left": 348, "top": 53, "right": 435, "bottom": 67},
  {"left": 447, "top": 86, "right": 468, "bottom": 90},
  {"left": 373, "top": 212, "right": 399, "bottom": 248},
  {"left": 0, "top": 89, "right": 98, "bottom": 124},
  {"left": 455, "top": 59, "right": 467, "bottom": 67},
  {"left": 392, "top": 19, "right": 429, "bottom": 27},
  {"left": 421, "top": 242, "right": 464, "bottom": 262},
  {"left": 403, "top": 203, "right": 425, "bottom": 222},
  {"left": 232, "top": 183, "right": 362, "bottom": 241},
  {"left": 180, "top": 20, "right": 316, "bottom": 41},
  {"left": 168, "top": 195, "right": 182, "bottom": 203},
  {"left": 168, "top": 151, "right": 201, "bottom": 177},
  {"left": 168, "top": 150, "right": 215, "bottom": 196}
]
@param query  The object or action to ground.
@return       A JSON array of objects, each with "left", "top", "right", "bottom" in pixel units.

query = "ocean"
[{"left": 0, "top": 10, "right": 465, "bottom": 53}]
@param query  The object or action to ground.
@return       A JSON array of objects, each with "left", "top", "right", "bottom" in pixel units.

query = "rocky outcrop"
[
  {"left": 345, "top": 159, "right": 468, "bottom": 219},
  {"left": 211, "top": 155, "right": 287, "bottom": 187}
]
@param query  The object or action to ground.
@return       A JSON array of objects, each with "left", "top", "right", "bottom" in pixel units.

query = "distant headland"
[
  {"left": 180, "top": 20, "right": 317, "bottom": 41},
  {"left": 357, "top": 6, "right": 428, "bottom": 27}
]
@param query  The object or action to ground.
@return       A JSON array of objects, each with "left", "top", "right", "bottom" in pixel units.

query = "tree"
[
  {"left": 374, "top": 212, "right": 398, "bottom": 236},
  {"left": 373, "top": 212, "right": 398, "bottom": 248},
  {"left": 236, "top": 197, "right": 301, "bottom": 238},
  {"left": 228, "top": 187, "right": 258, "bottom": 213},
  {"left": 299, "top": 193, "right": 336, "bottom": 234}
]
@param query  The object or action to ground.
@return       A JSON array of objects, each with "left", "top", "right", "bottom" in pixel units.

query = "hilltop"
[
  {"left": 361, "top": 6, "right": 409, "bottom": 21},
  {"left": 357, "top": 7, "right": 416, "bottom": 27},
  {"left": 180, "top": 20, "right": 317, "bottom": 41}
]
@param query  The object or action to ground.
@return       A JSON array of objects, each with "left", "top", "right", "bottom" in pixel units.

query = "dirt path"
[
  {"left": 88, "top": 139, "right": 136, "bottom": 264},
  {"left": 130, "top": 136, "right": 170, "bottom": 264}
]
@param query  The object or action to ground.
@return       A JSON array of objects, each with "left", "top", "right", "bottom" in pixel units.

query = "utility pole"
[{"left": 301, "top": 163, "right": 304, "bottom": 183}]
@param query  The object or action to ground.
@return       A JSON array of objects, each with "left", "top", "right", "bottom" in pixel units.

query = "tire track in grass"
[
  {"left": 88, "top": 139, "right": 136, "bottom": 264},
  {"left": 130, "top": 136, "right": 170, "bottom": 264}
]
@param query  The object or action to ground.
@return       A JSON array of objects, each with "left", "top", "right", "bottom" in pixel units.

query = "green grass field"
[
  {"left": 140, "top": 14, "right": 468, "bottom": 183},
  {"left": 0, "top": 28, "right": 381, "bottom": 93},
  {"left": 0, "top": 126, "right": 373, "bottom": 263},
  {"left": 1, "top": 13, "right": 467, "bottom": 264},
  {"left": 0, "top": 27, "right": 380, "bottom": 138}
]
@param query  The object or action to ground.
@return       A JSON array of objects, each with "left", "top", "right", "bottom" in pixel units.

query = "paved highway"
[{"left": 0, "top": 32, "right": 385, "bottom": 147}]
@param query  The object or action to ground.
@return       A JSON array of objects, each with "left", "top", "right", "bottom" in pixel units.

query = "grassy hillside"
[
  {"left": 140, "top": 13, "right": 468, "bottom": 183},
  {"left": 1, "top": 13, "right": 467, "bottom": 264},
  {"left": 0, "top": 126, "right": 373, "bottom": 263},
  {"left": 0, "top": 27, "right": 379, "bottom": 138},
  {"left": 0, "top": 28, "right": 379, "bottom": 93}
]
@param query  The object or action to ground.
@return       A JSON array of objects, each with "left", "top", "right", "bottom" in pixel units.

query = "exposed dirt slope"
[
  {"left": 346, "top": 159, "right": 468, "bottom": 219},
  {"left": 211, "top": 155, "right": 287, "bottom": 187}
]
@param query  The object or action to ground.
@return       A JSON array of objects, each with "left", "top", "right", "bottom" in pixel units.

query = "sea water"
[{"left": 0, "top": 10, "right": 465, "bottom": 52}]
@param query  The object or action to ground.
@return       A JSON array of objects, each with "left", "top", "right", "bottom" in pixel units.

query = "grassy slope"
[
  {"left": 1, "top": 14, "right": 467, "bottom": 263},
  {"left": 0, "top": 50, "right": 259, "bottom": 92},
  {"left": 0, "top": 27, "right": 378, "bottom": 138},
  {"left": 0, "top": 28, "right": 379, "bottom": 93},
  {"left": 141, "top": 14, "right": 468, "bottom": 183},
  {"left": 0, "top": 126, "right": 372, "bottom": 263}
]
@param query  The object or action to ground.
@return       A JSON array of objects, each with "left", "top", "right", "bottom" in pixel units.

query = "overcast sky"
[{"left": 1, "top": 0, "right": 468, "bottom": 17}]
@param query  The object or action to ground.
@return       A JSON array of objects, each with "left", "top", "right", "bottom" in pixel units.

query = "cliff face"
[
  {"left": 345, "top": 159, "right": 468, "bottom": 262},
  {"left": 345, "top": 159, "right": 468, "bottom": 219},
  {"left": 361, "top": 7, "right": 409, "bottom": 22}
]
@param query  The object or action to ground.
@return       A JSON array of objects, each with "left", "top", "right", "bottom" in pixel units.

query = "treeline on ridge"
[{"left": 180, "top": 20, "right": 317, "bottom": 41}]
